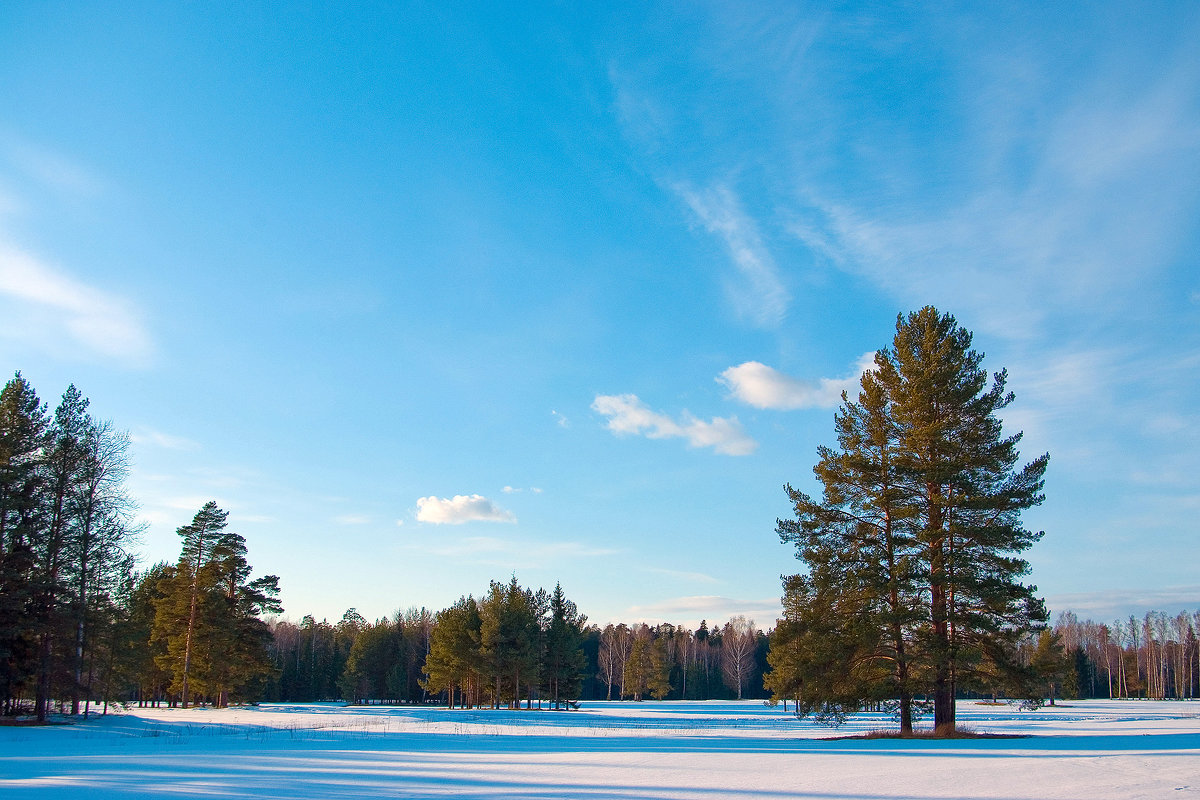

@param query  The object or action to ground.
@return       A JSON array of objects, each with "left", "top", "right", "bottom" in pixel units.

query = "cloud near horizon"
[
  {"left": 415, "top": 494, "right": 517, "bottom": 525},
  {"left": 622, "top": 594, "right": 783, "bottom": 627},
  {"left": 718, "top": 352, "right": 877, "bottom": 410},
  {"left": 592, "top": 393, "right": 758, "bottom": 456}
]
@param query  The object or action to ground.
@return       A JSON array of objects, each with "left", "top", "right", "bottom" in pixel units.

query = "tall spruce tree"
[
  {"left": 0, "top": 373, "right": 48, "bottom": 714},
  {"left": 478, "top": 577, "right": 541, "bottom": 708},
  {"left": 774, "top": 307, "right": 1048, "bottom": 733},
  {"left": 541, "top": 583, "right": 586, "bottom": 709}
]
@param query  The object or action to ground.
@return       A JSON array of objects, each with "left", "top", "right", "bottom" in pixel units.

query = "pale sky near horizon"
[{"left": 1, "top": 2, "right": 1197, "bottom": 629}]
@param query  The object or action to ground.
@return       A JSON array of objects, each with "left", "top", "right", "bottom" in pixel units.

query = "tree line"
[
  {"left": 266, "top": 587, "right": 772, "bottom": 707},
  {"left": 0, "top": 375, "right": 140, "bottom": 721},
  {"left": 1035, "top": 610, "right": 1200, "bottom": 702},
  {"left": 0, "top": 373, "right": 280, "bottom": 718}
]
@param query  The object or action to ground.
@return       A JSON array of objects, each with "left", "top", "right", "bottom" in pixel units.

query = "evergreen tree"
[
  {"left": 774, "top": 307, "right": 1048, "bottom": 733},
  {"left": 478, "top": 577, "right": 541, "bottom": 708},
  {"left": 124, "top": 563, "right": 173, "bottom": 706},
  {"left": 152, "top": 503, "right": 280, "bottom": 706},
  {"left": 340, "top": 620, "right": 402, "bottom": 703},
  {"left": 883, "top": 308, "right": 1047, "bottom": 730},
  {"left": 647, "top": 632, "right": 673, "bottom": 700},
  {"left": 1030, "top": 629, "right": 1071, "bottom": 706},
  {"left": 777, "top": 361, "right": 922, "bottom": 730},
  {"left": 623, "top": 625, "right": 651, "bottom": 700},
  {"left": 541, "top": 583, "right": 586, "bottom": 708},
  {"left": 422, "top": 596, "right": 482, "bottom": 707},
  {"left": 0, "top": 373, "right": 47, "bottom": 714},
  {"left": 30, "top": 386, "right": 91, "bottom": 720}
]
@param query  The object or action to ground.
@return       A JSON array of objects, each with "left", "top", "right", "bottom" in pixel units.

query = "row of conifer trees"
[
  {"left": 0, "top": 373, "right": 282, "bottom": 718},
  {"left": 267, "top": 588, "right": 773, "bottom": 707},
  {"left": 0, "top": 374, "right": 140, "bottom": 721}
]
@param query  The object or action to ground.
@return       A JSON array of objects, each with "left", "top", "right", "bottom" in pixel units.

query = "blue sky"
[{"left": 1, "top": 2, "right": 1197, "bottom": 628}]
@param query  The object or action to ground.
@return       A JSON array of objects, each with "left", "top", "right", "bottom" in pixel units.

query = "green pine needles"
[{"left": 770, "top": 307, "right": 1049, "bottom": 734}]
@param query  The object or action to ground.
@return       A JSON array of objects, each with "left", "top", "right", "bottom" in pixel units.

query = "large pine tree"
[
  {"left": 153, "top": 502, "right": 280, "bottom": 707},
  {"left": 774, "top": 307, "right": 1048, "bottom": 733}
]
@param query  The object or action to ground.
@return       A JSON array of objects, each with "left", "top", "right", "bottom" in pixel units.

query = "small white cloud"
[
  {"left": 530, "top": 487, "right": 543, "bottom": 494},
  {"left": 718, "top": 352, "right": 876, "bottom": 410},
  {"left": 416, "top": 494, "right": 517, "bottom": 525},
  {"left": 551, "top": 409, "right": 570, "bottom": 428},
  {"left": 394, "top": 519, "right": 405, "bottom": 527},
  {"left": 0, "top": 240, "right": 153, "bottom": 365},
  {"left": 592, "top": 393, "right": 758, "bottom": 456},
  {"left": 502, "top": 485, "right": 518, "bottom": 494},
  {"left": 334, "top": 514, "right": 371, "bottom": 525}
]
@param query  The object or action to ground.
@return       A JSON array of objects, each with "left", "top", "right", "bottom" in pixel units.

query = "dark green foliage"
[
  {"left": 479, "top": 577, "right": 543, "bottom": 708},
  {"left": 541, "top": 583, "right": 586, "bottom": 708},
  {"left": 422, "top": 596, "right": 483, "bottom": 707},
  {"left": 152, "top": 502, "right": 281, "bottom": 707},
  {"left": 772, "top": 308, "right": 1049, "bottom": 733},
  {"left": 0, "top": 374, "right": 141, "bottom": 718},
  {"left": 1029, "top": 630, "right": 1072, "bottom": 706}
]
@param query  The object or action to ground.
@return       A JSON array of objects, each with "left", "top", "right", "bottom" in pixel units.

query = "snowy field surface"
[{"left": 1, "top": 700, "right": 1197, "bottom": 799}]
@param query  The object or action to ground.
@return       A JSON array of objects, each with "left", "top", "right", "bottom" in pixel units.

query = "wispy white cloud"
[
  {"left": 551, "top": 409, "right": 570, "bottom": 428},
  {"left": 1, "top": 134, "right": 105, "bottom": 197},
  {"left": 502, "top": 485, "right": 545, "bottom": 495},
  {"left": 592, "top": 393, "right": 758, "bottom": 456},
  {"left": 415, "top": 494, "right": 516, "bottom": 525},
  {"left": 642, "top": 567, "right": 721, "bottom": 585},
  {"left": 674, "top": 183, "right": 790, "bottom": 328},
  {"left": 623, "top": 595, "right": 781, "bottom": 627},
  {"left": 783, "top": 24, "right": 1200, "bottom": 341},
  {"left": 403, "top": 534, "right": 617, "bottom": 561},
  {"left": 130, "top": 427, "right": 200, "bottom": 451},
  {"left": 1046, "top": 586, "right": 1200, "bottom": 623},
  {"left": 610, "top": 72, "right": 674, "bottom": 153},
  {"left": 0, "top": 240, "right": 153, "bottom": 366},
  {"left": 718, "top": 352, "right": 875, "bottom": 410}
]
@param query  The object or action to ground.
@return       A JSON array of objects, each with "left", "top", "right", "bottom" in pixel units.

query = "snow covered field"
[{"left": 1, "top": 699, "right": 1197, "bottom": 799}]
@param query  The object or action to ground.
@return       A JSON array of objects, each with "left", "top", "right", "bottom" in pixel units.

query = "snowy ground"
[{"left": 1, "top": 699, "right": 1197, "bottom": 799}]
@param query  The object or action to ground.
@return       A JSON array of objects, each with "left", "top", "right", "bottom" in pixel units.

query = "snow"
[{"left": 1, "top": 700, "right": 1197, "bottom": 798}]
